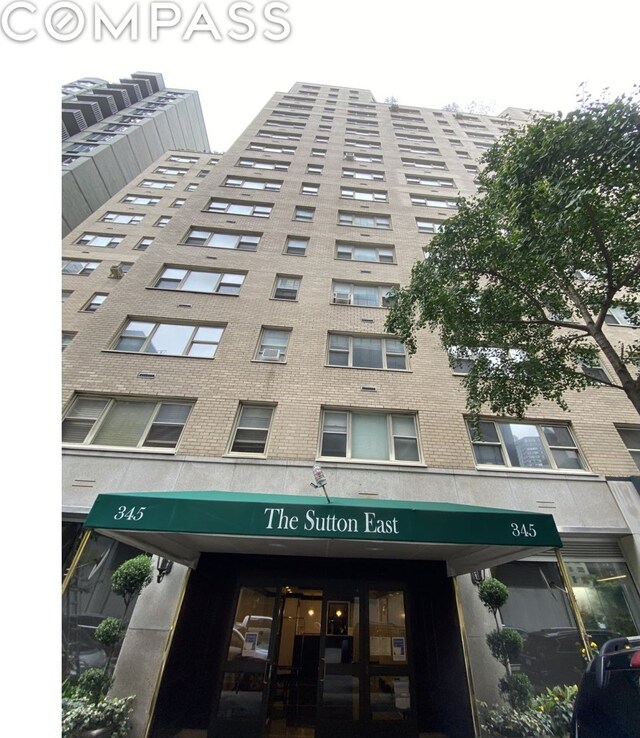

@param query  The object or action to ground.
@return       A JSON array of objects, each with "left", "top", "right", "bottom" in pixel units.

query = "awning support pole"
[
  {"left": 62, "top": 529, "right": 92, "bottom": 595},
  {"left": 555, "top": 548, "right": 594, "bottom": 661}
]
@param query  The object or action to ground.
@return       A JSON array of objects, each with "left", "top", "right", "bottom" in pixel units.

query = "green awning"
[{"left": 83, "top": 490, "right": 562, "bottom": 576}]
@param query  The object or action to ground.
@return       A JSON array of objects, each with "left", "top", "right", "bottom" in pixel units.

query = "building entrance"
[{"left": 212, "top": 582, "right": 413, "bottom": 738}]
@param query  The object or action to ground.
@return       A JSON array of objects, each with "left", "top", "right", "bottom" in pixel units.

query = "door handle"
[
  {"left": 320, "top": 657, "right": 326, "bottom": 683},
  {"left": 263, "top": 661, "right": 274, "bottom": 685}
]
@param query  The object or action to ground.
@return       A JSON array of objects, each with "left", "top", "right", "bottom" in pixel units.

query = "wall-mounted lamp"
[
  {"left": 470, "top": 570, "right": 486, "bottom": 586},
  {"left": 310, "top": 464, "right": 331, "bottom": 503},
  {"left": 156, "top": 557, "right": 173, "bottom": 583}
]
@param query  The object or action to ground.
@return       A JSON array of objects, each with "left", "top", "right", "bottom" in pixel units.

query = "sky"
[{"left": 3, "top": 0, "right": 639, "bottom": 724}]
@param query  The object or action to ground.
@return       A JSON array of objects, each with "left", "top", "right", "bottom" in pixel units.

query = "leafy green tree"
[{"left": 386, "top": 89, "right": 640, "bottom": 418}]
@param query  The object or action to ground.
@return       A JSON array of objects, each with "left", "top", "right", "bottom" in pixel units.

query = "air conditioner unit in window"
[
  {"left": 344, "top": 152, "right": 355, "bottom": 160},
  {"left": 261, "top": 348, "right": 282, "bottom": 361},
  {"left": 333, "top": 292, "right": 352, "bottom": 305},
  {"left": 109, "top": 264, "right": 124, "bottom": 279}
]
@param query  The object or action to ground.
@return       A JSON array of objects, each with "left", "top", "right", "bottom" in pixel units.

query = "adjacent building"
[
  {"left": 62, "top": 82, "right": 640, "bottom": 738},
  {"left": 62, "top": 71, "right": 210, "bottom": 236}
]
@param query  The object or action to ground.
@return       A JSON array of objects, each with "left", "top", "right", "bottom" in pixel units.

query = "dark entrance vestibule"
[{"left": 149, "top": 554, "right": 475, "bottom": 738}]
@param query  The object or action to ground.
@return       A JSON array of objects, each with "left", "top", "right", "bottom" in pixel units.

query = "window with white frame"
[
  {"left": 342, "top": 168, "right": 385, "bottom": 181},
  {"left": 579, "top": 358, "right": 610, "bottom": 384},
  {"left": 154, "top": 216, "right": 171, "bottom": 228},
  {"left": 140, "top": 179, "right": 175, "bottom": 189},
  {"left": 406, "top": 174, "right": 455, "bottom": 188},
  {"left": 448, "top": 346, "right": 526, "bottom": 375},
  {"left": 294, "top": 206, "right": 315, "bottom": 222},
  {"left": 197, "top": 169, "right": 210, "bottom": 178},
  {"left": 183, "top": 228, "right": 261, "bottom": 251},
  {"left": 338, "top": 212, "right": 390, "bottom": 229},
  {"left": 229, "top": 404, "right": 274, "bottom": 454},
  {"left": 171, "top": 198, "right": 186, "bottom": 208},
  {"left": 76, "top": 233, "right": 124, "bottom": 248},
  {"left": 134, "top": 237, "right": 154, "bottom": 251},
  {"left": 617, "top": 427, "right": 640, "bottom": 469},
  {"left": 66, "top": 143, "right": 98, "bottom": 153},
  {"left": 395, "top": 133, "right": 435, "bottom": 143},
  {"left": 62, "top": 396, "right": 192, "bottom": 449},
  {"left": 62, "top": 156, "right": 79, "bottom": 166},
  {"left": 223, "top": 176, "right": 282, "bottom": 191},
  {"left": 273, "top": 276, "right": 301, "bottom": 300},
  {"left": 340, "top": 187, "right": 387, "bottom": 202},
  {"left": 256, "top": 130, "right": 301, "bottom": 141},
  {"left": 247, "top": 142, "right": 296, "bottom": 154},
  {"left": 346, "top": 127, "right": 380, "bottom": 138},
  {"left": 343, "top": 152, "right": 383, "bottom": 163},
  {"left": 320, "top": 409, "right": 420, "bottom": 462},
  {"left": 284, "top": 236, "right": 308, "bottom": 256},
  {"left": 153, "top": 267, "right": 245, "bottom": 295},
  {"left": 402, "top": 158, "right": 448, "bottom": 170},
  {"left": 62, "top": 259, "right": 100, "bottom": 275},
  {"left": 82, "top": 293, "right": 107, "bottom": 312},
  {"left": 122, "top": 195, "right": 160, "bottom": 206},
  {"left": 206, "top": 199, "right": 273, "bottom": 218},
  {"left": 265, "top": 119, "right": 305, "bottom": 129},
  {"left": 398, "top": 144, "right": 441, "bottom": 156},
  {"left": 300, "top": 182, "right": 320, "bottom": 195},
  {"left": 335, "top": 243, "right": 395, "bottom": 263},
  {"left": 237, "top": 158, "right": 290, "bottom": 171},
  {"left": 103, "top": 123, "right": 130, "bottom": 133},
  {"left": 416, "top": 218, "right": 445, "bottom": 234},
  {"left": 85, "top": 133, "right": 114, "bottom": 143},
  {"left": 332, "top": 281, "right": 395, "bottom": 307},
  {"left": 185, "top": 183, "right": 199, "bottom": 191},
  {"left": 328, "top": 334, "right": 407, "bottom": 369},
  {"left": 168, "top": 155, "right": 199, "bottom": 164},
  {"left": 345, "top": 139, "right": 381, "bottom": 149},
  {"left": 411, "top": 195, "right": 458, "bottom": 209},
  {"left": 155, "top": 166, "right": 187, "bottom": 176},
  {"left": 467, "top": 420, "right": 586, "bottom": 470},
  {"left": 605, "top": 307, "right": 638, "bottom": 327},
  {"left": 112, "top": 319, "right": 225, "bottom": 358},
  {"left": 256, "top": 328, "right": 290, "bottom": 362},
  {"left": 62, "top": 332, "right": 75, "bottom": 350},
  {"left": 306, "top": 164, "right": 324, "bottom": 174},
  {"left": 101, "top": 212, "right": 143, "bottom": 225},
  {"left": 311, "top": 148, "right": 327, "bottom": 157}
]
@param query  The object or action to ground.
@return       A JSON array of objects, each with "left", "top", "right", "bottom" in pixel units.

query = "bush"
[
  {"left": 62, "top": 695, "right": 134, "bottom": 738},
  {"left": 486, "top": 627, "right": 524, "bottom": 666},
  {"left": 531, "top": 685, "right": 578, "bottom": 737},
  {"left": 95, "top": 616, "right": 125, "bottom": 648},
  {"left": 111, "top": 554, "right": 153, "bottom": 609},
  {"left": 478, "top": 578, "right": 509, "bottom": 616},
  {"left": 482, "top": 704, "right": 552, "bottom": 737},
  {"left": 76, "top": 667, "right": 113, "bottom": 705},
  {"left": 499, "top": 672, "right": 533, "bottom": 711}
]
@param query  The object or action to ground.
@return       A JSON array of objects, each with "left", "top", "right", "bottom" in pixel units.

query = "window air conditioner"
[
  {"left": 333, "top": 292, "right": 351, "bottom": 305},
  {"left": 261, "top": 348, "right": 282, "bottom": 361},
  {"left": 109, "top": 265, "right": 124, "bottom": 279},
  {"left": 344, "top": 152, "right": 355, "bottom": 160}
]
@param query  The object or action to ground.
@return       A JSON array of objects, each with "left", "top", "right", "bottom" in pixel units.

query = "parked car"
[
  {"left": 520, "top": 628, "right": 622, "bottom": 687},
  {"left": 570, "top": 635, "right": 640, "bottom": 737}
]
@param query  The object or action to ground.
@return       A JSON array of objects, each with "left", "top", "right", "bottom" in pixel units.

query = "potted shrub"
[{"left": 62, "top": 554, "right": 153, "bottom": 737}]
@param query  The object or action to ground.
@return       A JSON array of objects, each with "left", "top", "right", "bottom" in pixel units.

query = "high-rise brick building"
[{"left": 62, "top": 82, "right": 640, "bottom": 738}]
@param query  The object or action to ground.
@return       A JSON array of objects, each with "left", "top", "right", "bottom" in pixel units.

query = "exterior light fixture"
[
  {"left": 310, "top": 464, "right": 331, "bottom": 503},
  {"left": 470, "top": 570, "right": 486, "bottom": 586},
  {"left": 156, "top": 557, "right": 173, "bottom": 583}
]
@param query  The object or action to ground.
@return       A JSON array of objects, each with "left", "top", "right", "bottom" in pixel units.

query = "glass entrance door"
[{"left": 212, "top": 582, "right": 416, "bottom": 738}]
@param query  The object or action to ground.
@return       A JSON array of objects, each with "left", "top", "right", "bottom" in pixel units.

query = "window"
[
  {"left": 294, "top": 206, "right": 315, "bottom": 222},
  {"left": 338, "top": 212, "right": 390, "bottom": 229},
  {"left": 343, "top": 152, "right": 383, "bottom": 164},
  {"left": 140, "top": 179, "right": 175, "bottom": 189},
  {"left": 265, "top": 119, "right": 305, "bottom": 129},
  {"left": 398, "top": 144, "right": 440, "bottom": 155},
  {"left": 257, "top": 130, "right": 301, "bottom": 141},
  {"left": 66, "top": 143, "right": 98, "bottom": 153},
  {"left": 315, "top": 136, "right": 330, "bottom": 143},
  {"left": 223, "top": 176, "right": 282, "bottom": 191},
  {"left": 411, "top": 195, "right": 458, "bottom": 209},
  {"left": 416, "top": 219, "right": 445, "bottom": 234},
  {"left": 197, "top": 169, "right": 210, "bottom": 178},
  {"left": 62, "top": 396, "right": 192, "bottom": 449},
  {"left": 346, "top": 128, "right": 380, "bottom": 138},
  {"left": 135, "top": 237, "right": 154, "bottom": 251},
  {"left": 456, "top": 150, "right": 471, "bottom": 159},
  {"left": 185, "top": 183, "right": 199, "bottom": 191},
  {"left": 237, "top": 158, "right": 290, "bottom": 171},
  {"left": 328, "top": 334, "right": 406, "bottom": 369},
  {"left": 113, "top": 319, "right": 225, "bottom": 358},
  {"left": 62, "top": 259, "right": 100, "bottom": 275},
  {"left": 617, "top": 427, "right": 640, "bottom": 469},
  {"left": 320, "top": 410, "right": 419, "bottom": 462},
  {"left": 340, "top": 187, "right": 387, "bottom": 202},
  {"left": 465, "top": 164, "right": 478, "bottom": 173},
  {"left": 394, "top": 133, "right": 435, "bottom": 143},
  {"left": 300, "top": 182, "right": 319, "bottom": 195},
  {"left": 580, "top": 358, "right": 610, "bottom": 384},
  {"left": 85, "top": 133, "right": 114, "bottom": 142},
  {"left": 168, "top": 155, "right": 199, "bottom": 164},
  {"left": 101, "top": 212, "right": 143, "bottom": 225},
  {"left": 155, "top": 166, "right": 187, "bottom": 176},
  {"left": 206, "top": 199, "right": 273, "bottom": 218},
  {"left": 183, "top": 228, "right": 261, "bottom": 251},
  {"left": 402, "top": 158, "right": 448, "bottom": 170},
  {"left": 256, "top": 328, "right": 290, "bottom": 362},
  {"left": 153, "top": 267, "right": 245, "bottom": 295},
  {"left": 332, "top": 281, "right": 395, "bottom": 307},
  {"left": 406, "top": 175, "right": 455, "bottom": 188},
  {"left": 467, "top": 420, "right": 586, "bottom": 470},
  {"left": 605, "top": 307, "right": 638, "bottom": 327},
  {"left": 448, "top": 346, "right": 525, "bottom": 375},
  {"left": 82, "top": 293, "right": 107, "bottom": 312},
  {"left": 247, "top": 142, "right": 296, "bottom": 155},
  {"left": 284, "top": 236, "right": 308, "bottom": 256},
  {"left": 229, "top": 405, "right": 274, "bottom": 454},
  {"left": 62, "top": 290, "right": 73, "bottom": 302},
  {"left": 345, "top": 139, "right": 381, "bottom": 150},
  {"left": 306, "top": 164, "right": 324, "bottom": 174},
  {"left": 76, "top": 233, "right": 124, "bottom": 248},
  {"left": 311, "top": 148, "right": 326, "bottom": 157},
  {"left": 154, "top": 216, "right": 171, "bottom": 228},
  {"left": 342, "top": 168, "right": 385, "bottom": 181},
  {"left": 171, "top": 198, "right": 186, "bottom": 208},
  {"left": 119, "top": 115, "right": 144, "bottom": 124},
  {"left": 62, "top": 155, "right": 79, "bottom": 166},
  {"left": 273, "top": 276, "right": 301, "bottom": 300},
  {"left": 62, "top": 332, "right": 75, "bottom": 350},
  {"left": 335, "top": 243, "right": 395, "bottom": 263},
  {"left": 103, "top": 123, "right": 130, "bottom": 133},
  {"left": 122, "top": 195, "right": 160, "bottom": 206}
]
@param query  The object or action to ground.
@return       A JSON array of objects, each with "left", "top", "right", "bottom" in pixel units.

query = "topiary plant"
[
  {"left": 487, "top": 627, "right": 524, "bottom": 670},
  {"left": 499, "top": 672, "right": 533, "bottom": 711},
  {"left": 478, "top": 577, "right": 509, "bottom": 628},
  {"left": 111, "top": 553, "right": 153, "bottom": 614}
]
